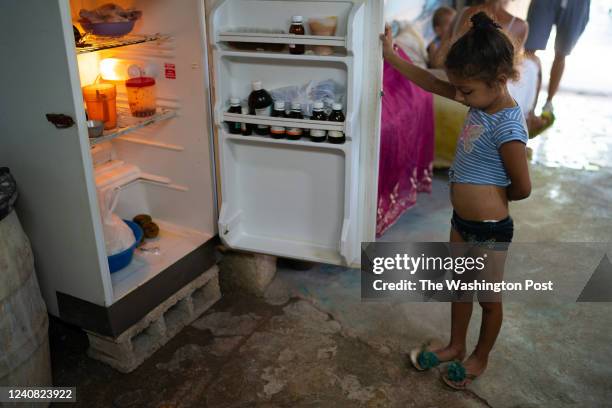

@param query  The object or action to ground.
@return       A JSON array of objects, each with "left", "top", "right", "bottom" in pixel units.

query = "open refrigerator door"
[{"left": 209, "top": 0, "right": 382, "bottom": 267}]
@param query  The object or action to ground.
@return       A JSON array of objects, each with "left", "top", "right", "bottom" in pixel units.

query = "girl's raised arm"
[{"left": 381, "top": 25, "right": 456, "bottom": 100}]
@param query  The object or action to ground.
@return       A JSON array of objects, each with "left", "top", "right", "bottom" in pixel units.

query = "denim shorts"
[
  {"left": 525, "top": 0, "right": 590, "bottom": 56},
  {"left": 451, "top": 211, "right": 514, "bottom": 251}
]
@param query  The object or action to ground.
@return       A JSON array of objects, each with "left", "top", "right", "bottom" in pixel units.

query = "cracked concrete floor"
[{"left": 49, "top": 294, "right": 489, "bottom": 408}]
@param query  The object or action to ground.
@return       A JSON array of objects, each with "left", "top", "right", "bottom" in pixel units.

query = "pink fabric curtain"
[{"left": 376, "top": 48, "right": 434, "bottom": 237}]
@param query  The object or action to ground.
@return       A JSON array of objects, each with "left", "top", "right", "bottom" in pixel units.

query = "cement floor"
[{"left": 50, "top": 92, "right": 612, "bottom": 407}]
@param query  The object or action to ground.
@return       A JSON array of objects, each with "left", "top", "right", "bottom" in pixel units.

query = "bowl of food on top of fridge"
[{"left": 79, "top": 3, "right": 142, "bottom": 37}]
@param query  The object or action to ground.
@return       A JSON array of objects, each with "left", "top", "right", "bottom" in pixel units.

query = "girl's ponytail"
[{"left": 445, "top": 11, "right": 519, "bottom": 84}]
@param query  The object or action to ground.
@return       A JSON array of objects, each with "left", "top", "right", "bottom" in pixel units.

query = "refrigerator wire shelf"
[
  {"left": 76, "top": 33, "right": 170, "bottom": 54},
  {"left": 89, "top": 107, "right": 178, "bottom": 146}
]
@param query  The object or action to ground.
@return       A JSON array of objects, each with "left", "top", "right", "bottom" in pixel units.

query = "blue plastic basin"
[{"left": 107, "top": 220, "right": 143, "bottom": 274}]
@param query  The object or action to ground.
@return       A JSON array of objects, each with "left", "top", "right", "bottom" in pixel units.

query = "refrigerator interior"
[
  {"left": 210, "top": 0, "right": 365, "bottom": 265},
  {"left": 71, "top": 0, "right": 216, "bottom": 302}
]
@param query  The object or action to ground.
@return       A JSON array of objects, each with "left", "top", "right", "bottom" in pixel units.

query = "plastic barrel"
[{"left": 0, "top": 209, "right": 52, "bottom": 406}]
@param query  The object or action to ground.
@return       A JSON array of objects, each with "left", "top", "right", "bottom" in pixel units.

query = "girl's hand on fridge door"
[{"left": 380, "top": 24, "right": 396, "bottom": 60}]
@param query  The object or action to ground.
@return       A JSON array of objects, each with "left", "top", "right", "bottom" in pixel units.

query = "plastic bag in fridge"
[{"left": 98, "top": 187, "right": 135, "bottom": 256}]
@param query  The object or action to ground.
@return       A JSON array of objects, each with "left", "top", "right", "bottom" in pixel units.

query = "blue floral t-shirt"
[{"left": 449, "top": 105, "right": 528, "bottom": 187}]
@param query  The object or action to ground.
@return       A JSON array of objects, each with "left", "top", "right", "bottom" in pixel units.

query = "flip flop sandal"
[
  {"left": 409, "top": 340, "right": 441, "bottom": 371},
  {"left": 529, "top": 111, "right": 555, "bottom": 139},
  {"left": 441, "top": 361, "right": 479, "bottom": 390}
]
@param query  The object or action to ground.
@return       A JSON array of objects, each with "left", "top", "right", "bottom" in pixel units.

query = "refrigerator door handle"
[{"left": 46, "top": 113, "right": 75, "bottom": 129}]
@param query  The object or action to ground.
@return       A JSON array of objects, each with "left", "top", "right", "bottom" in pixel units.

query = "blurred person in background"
[
  {"left": 430, "top": 0, "right": 561, "bottom": 136},
  {"left": 427, "top": 6, "right": 457, "bottom": 66},
  {"left": 524, "top": 0, "right": 591, "bottom": 116}
]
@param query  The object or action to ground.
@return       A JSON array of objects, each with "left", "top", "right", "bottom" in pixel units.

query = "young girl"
[{"left": 381, "top": 12, "right": 531, "bottom": 390}]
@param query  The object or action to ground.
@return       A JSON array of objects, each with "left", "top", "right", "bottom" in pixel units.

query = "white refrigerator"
[{"left": 0, "top": 0, "right": 383, "bottom": 335}]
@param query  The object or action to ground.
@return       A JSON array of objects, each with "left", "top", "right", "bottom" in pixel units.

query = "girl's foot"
[
  {"left": 430, "top": 345, "right": 466, "bottom": 362},
  {"left": 409, "top": 342, "right": 465, "bottom": 371},
  {"left": 442, "top": 354, "right": 488, "bottom": 390}
]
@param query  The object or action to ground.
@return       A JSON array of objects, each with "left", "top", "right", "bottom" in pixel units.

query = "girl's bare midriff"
[{"left": 450, "top": 183, "right": 509, "bottom": 221}]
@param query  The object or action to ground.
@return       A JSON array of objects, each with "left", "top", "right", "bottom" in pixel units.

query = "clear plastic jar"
[
  {"left": 82, "top": 83, "right": 117, "bottom": 130},
  {"left": 125, "top": 77, "right": 157, "bottom": 117}
]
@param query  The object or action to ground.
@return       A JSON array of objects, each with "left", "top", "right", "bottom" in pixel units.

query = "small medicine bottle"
[
  {"left": 287, "top": 102, "right": 304, "bottom": 140},
  {"left": 309, "top": 101, "right": 327, "bottom": 143},
  {"left": 289, "top": 16, "right": 305, "bottom": 55},
  {"left": 226, "top": 98, "right": 242, "bottom": 134},
  {"left": 327, "top": 103, "right": 346, "bottom": 144},
  {"left": 270, "top": 101, "right": 287, "bottom": 139}
]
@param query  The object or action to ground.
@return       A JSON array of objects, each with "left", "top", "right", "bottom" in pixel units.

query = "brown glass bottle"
[
  {"left": 226, "top": 97, "right": 242, "bottom": 134},
  {"left": 309, "top": 101, "right": 327, "bottom": 143},
  {"left": 327, "top": 103, "right": 346, "bottom": 144},
  {"left": 248, "top": 80, "right": 273, "bottom": 136},
  {"left": 289, "top": 16, "right": 305, "bottom": 55},
  {"left": 287, "top": 102, "right": 303, "bottom": 140},
  {"left": 242, "top": 124, "right": 254, "bottom": 136},
  {"left": 270, "top": 101, "right": 287, "bottom": 139}
]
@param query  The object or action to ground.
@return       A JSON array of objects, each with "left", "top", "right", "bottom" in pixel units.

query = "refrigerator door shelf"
[
  {"left": 210, "top": 0, "right": 357, "bottom": 44},
  {"left": 217, "top": 32, "right": 345, "bottom": 47},
  {"left": 222, "top": 112, "right": 345, "bottom": 132},
  {"left": 216, "top": 48, "right": 350, "bottom": 61},
  {"left": 218, "top": 136, "right": 352, "bottom": 264},
  {"left": 223, "top": 131, "right": 350, "bottom": 153},
  {"left": 221, "top": 228, "right": 345, "bottom": 265},
  {"left": 215, "top": 56, "right": 349, "bottom": 106},
  {"left": 213, "top": 55, "right": 352, "bottom": 136}
]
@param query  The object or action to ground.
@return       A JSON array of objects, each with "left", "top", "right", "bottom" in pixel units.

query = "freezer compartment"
[
  {"left": 110, "top": 180, "right": 212, "bottom": 302},
  {"left": 218, "top": 136, "right": 349, "bottom": 264}
]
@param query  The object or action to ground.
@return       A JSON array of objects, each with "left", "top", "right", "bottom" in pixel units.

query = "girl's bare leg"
[
  {"left": 456, "top": 249, "right": 507, "bottom": 386},
  {"left": 430, "top": 227, "right": 472, "bottom": 362}
]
